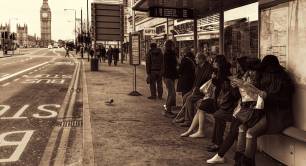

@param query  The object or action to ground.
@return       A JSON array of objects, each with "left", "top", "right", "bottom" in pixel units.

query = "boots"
[
  {"left": 234, "top": 152, "right": 243, "bottom": 166},
  {"left": 240, "top": 154, "right": 255, "bottom": 166}
]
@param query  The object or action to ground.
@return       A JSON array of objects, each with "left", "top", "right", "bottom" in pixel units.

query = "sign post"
[{"left": 128, "top": 32, "right": 141, "bottom": 96}]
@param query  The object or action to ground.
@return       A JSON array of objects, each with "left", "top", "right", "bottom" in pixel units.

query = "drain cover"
[{"left": 57, "top": 119, "right": 82, "bottom": 127}]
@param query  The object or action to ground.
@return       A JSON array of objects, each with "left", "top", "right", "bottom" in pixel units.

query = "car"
[
  {"left": 48, "top": 45, "right": 53, "bottom": 49},
  {"left": 53, "top": 43, "right": 59, "bottom": 48}
]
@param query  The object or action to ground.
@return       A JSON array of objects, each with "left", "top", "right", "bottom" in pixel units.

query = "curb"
[
  {"left": 39, "top": 57, "right": 79, "bottom": 166},
  {"left": 82, "top": 60, "right": 95, "bottom": 166}
]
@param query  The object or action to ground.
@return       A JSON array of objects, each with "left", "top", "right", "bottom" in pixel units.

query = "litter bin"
[{"left": 91, "top": 58, "right": 99, "bottom": 71}]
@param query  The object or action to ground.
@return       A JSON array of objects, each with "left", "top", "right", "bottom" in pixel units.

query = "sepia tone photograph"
[{"left": 0, "top": 0, "right": 305, "bottom": 165}]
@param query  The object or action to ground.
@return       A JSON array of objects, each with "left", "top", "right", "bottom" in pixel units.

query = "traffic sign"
[{"left": 91, "top": 3, "right": 124, "bottom": 41}]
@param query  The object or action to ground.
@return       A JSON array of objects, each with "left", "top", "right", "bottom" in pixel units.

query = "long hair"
[{"left": 213, "top": 55, "right": 231, "bottom": 80}]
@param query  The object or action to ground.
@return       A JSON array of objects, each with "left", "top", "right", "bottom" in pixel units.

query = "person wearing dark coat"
[
  {"left": 146, "top": 43, "right": 163, "bottom": 99},
  {"left": 163, "top": 40, "right": 178, "bottom": 117},
  {"left": 100, "top": 45, "right": 106, "bottom": 62},
  {"left": 174, "top": 50, "right": 212, "bottom": 127},
  {"left": 177, "top": 48, "right": 196, "bottom": 97},
  {"left": 107, "top": 46, "right": 113, "bottom": 66},
  {"left": 181, "top": 55, "right": 236, "bottom": 138},
  {"left": 236, "top": 55, "right": 295, "bottom": 166},
  {"left": 113, "top": 46, "right": 120, "bottom": 66}
]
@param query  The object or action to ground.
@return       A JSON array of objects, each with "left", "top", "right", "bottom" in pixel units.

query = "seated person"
[
  {"left": 173, "top": 51, "right": 212, "bottom": 127},
  {"left": 206, "top": 57, "right": 261, "bottom": 164},
  {"left": 234, "top": 55, "right": 294, "bottom": 166},
  {"left": 180, "top": 55, "right": 234, "bottom": 138}
]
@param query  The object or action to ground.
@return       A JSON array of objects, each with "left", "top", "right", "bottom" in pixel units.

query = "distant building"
[
  {"left": 0, "top": 24, "right": 10, "bottom": 48},
  {"left": 16, "top": 24, "right": 28, "bottom": 47},
  {"left": 40, "top": 0, "right": 51, "bottom": 47},
  {"left": 28, "top": 35, "right": 38, "bottom": 48}
]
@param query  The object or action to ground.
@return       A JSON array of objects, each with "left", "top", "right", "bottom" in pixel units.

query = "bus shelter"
[
  {"left": 133, "top": 0, "right": 306, "bottom": 166},
  {"left": 132, "top": 0, "right": 257, "bottom": 54}
]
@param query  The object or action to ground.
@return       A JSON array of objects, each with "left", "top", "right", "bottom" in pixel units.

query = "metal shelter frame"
[{"left": 132, "top": 0, "right": 257, "bottom": 55}]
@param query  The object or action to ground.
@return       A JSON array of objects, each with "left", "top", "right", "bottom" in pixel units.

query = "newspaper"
[{"left": 229, "top": 77, "right": 261, "bottom": 102}]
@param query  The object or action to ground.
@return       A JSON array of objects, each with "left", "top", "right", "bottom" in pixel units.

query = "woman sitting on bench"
[{"left": 235, "top": 55, "right": 295, "bottom": 166}]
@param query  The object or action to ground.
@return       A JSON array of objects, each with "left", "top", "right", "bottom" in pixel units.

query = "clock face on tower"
[{"left": 42, "top": 13, "right": 48, "bottom": 18}]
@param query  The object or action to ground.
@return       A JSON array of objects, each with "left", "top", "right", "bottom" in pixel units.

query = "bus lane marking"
[
  {"left": 0, "top": 104, "right": 61, "bottom": 120},
  {"left": 0, "top": 62, "right": 49, "bottom": 83},
  {"left": 0, "top": 130, "right": 35, "bottom": 163},
  {"left": 1, "top": 82, "right": 10, "bottom": 87}
]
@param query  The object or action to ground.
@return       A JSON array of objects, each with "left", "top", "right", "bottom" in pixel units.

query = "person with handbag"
[
  {"left": 206, "top": 57, "right": 261, "bottom": 164},
  {"left": 234, "top": 55, "right": 295, "bottom": 166},
  {"left": 146, "top": 43, "right": 163, "bottom": 100},
  {"left": 180, "top": 55, "right": 232, "bottom": 138}
]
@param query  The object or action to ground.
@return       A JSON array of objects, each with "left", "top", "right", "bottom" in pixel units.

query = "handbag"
[{"left": 235, "top": 107, "right": 254, "bottom": 123}]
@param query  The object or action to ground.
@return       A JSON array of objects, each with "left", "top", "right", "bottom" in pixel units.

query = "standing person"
[
  {"left": 65, "top": 46, "right": 70, "bottom": 57},
  {"left": 76, "top": 45, "right": 80, "bottom": 55},
  {"left": 146, "top": 43, "right": 163, "bottom": 100},
  {"left": 235, "top": 55, "right": 294, "bottom": 166},
  {"left": 100, "top": 45, "right": 106, "bottom": 62},
  {"left": 113, "top": 46, "right": 119, "bottom": 66},
  {"left": 89, "top": 46, "right": 94, "bottom": 59},
  {"left": 163, "top": 40, "right": 178, "bottom": 117},
  {"left": 107, "top": 46, "right": 113, "bottom": 66},
  {"left": 97, "top": 45, "right": 102, "bottom": 62},
  {"left": 177, "top": 47, "right": 196, "bottom": 97}
]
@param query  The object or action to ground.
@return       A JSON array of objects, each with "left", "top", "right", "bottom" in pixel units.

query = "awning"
[{"left": 133, "top": 0, "right": 258, "bottom": 17}]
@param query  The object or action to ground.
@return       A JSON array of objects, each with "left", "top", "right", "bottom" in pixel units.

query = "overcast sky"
[{"left": 0, "top": 1, "right": 257, "bottom": 41}]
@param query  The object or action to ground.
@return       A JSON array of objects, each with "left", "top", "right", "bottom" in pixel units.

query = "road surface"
[{"left": 0, "top": 48, "right": 82, "bottom": 166}]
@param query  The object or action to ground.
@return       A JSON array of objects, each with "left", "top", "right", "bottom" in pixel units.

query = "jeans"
[
  {"left": 149, "top": 72, "right": 163, "bottom": 98},
  {"left": 237, "top": 115, "right": 267, "bottom": 158},
  {"left": 164, "top": 78, "right": 176, "bottom": 111},
  {"left": 218, "top": 118, "right": 242, "bottom": 157},
  {"left": 212, "top": 110, "right": 233, "bottom": 146}
]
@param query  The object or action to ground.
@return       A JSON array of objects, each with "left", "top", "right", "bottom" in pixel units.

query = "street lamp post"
[{"left": 64, "top": 9, "right": 77, "bottom": 46}]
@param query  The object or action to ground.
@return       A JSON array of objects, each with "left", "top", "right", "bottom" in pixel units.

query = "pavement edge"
[{"left": 82, "top": 60, "right": 95, "bottom": 166}]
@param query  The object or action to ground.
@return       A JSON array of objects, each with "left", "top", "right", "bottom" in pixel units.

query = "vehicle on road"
[
  {"left": 53, "top": 43, "right": 59, "bottom": 48},
  {"left": 48, "top": 45, "right": 53, "bottom": 49}
]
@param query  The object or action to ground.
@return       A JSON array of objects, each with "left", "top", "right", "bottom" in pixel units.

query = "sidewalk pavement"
[{"left": 83, "top": 60, "right": 282, "bottom": 166}]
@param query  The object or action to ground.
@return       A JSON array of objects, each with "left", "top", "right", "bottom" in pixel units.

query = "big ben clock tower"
[{"left": 40, "top": 0, "right": 51, "bottom": 47}]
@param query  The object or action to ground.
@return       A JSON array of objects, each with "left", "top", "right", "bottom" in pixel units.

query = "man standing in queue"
[{"left": 146, "top": 43, "right": 163, "bottom": 100}]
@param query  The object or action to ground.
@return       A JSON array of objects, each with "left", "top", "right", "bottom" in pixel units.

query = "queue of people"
[
  {"left": 80, "top": 44, "right": 120, "bottom": 66},
  {"left": 145, "top": 40, "right": 295, "bottom": 166}
]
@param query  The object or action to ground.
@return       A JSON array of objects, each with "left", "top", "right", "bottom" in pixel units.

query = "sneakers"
[{"left": 206, "top": 154, "right": 225, "bottom": 164}]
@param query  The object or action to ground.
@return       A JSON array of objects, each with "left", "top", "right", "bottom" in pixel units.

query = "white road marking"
[
  {"left": 0, "top": 130, "right": 35, "bottom": 163},
  {"left": 1, "top": 74, "right": 10, "bottom": 78},
  {"left": 1, "top": 82, "right": 10, "bottom": 87},
  {"left": 1, "top": 105, "right": 29, "bottom": 120},
  {"left": 33, "top": 104, "right": 60, "bottom": 119},
  {"left": 0, "top": 105, "right": 10, "bottom": 116},
  {"left": 0, "top": 62, "right": 49, "bottom": 82}
]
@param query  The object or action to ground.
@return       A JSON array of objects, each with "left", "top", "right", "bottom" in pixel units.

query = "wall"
[{"left": 259, "top": 0, "right": 306, "bottom": 165}]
